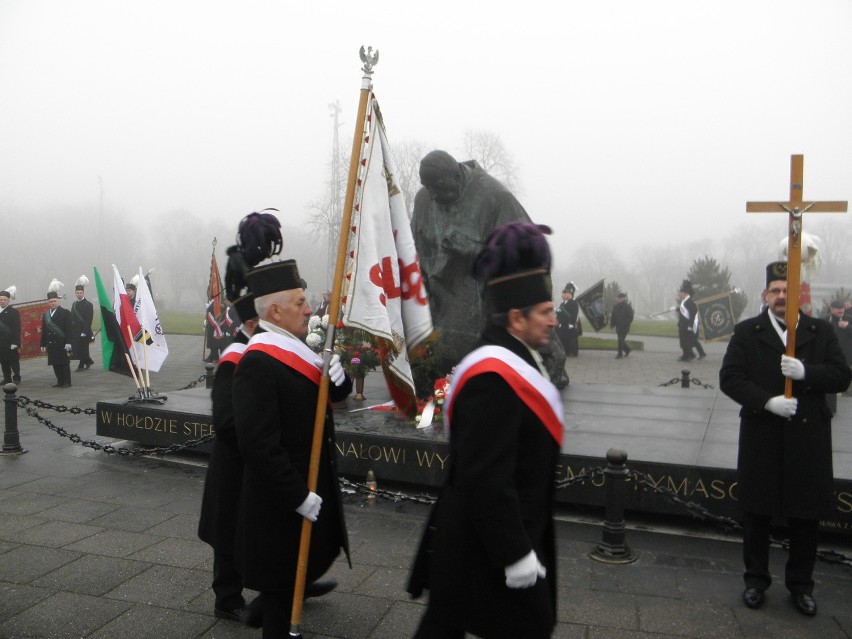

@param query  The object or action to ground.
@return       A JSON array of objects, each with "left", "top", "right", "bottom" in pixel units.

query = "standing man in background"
[
  {"left": 555, "top": 282, "right": 581, "bottom": 357},
  {"left": 610, "top": 292, "right": 634, "bottom": 359},
  {"left": 40, "top": 284, "right": 73, "bottom": 388},
  {"left": 0, "top": 287, "right": 21, "bottom": 385},
  {"left": 720, "top": 261, "right": 851, "bottom": 617},
  {"left": 71, "top": 276, "right": 95, "bottom": 371},
  {"left": 677, "top": 280, "right": 699, "bottom": 361}
]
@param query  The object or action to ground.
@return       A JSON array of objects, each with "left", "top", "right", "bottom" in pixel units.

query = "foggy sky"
[{"left": 1, "top": 0, "right": 851, "bottom": 310}]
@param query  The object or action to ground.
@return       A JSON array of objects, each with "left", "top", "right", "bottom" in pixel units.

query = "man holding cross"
[{"left": 720, "top": 261, "right": 851, "bottom": 616}]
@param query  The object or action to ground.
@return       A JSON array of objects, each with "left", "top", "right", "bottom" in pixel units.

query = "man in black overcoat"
[
  {"left": 0, "top": 289, "right": 22, "bottom": 384},
  {"left": 71, "top": 280, "right": 95, "bottom": 371},
  {"left": 610, "top": 291, "right": 634, "bottom": 359},
  {"left": 198, "top": 292, "right": 262, "bottom": 621},
  {"left": 408, "top": 222, "right": 564, "bottom": 638},
  {"left": 720, "top": 261, "right": 851, "bottom": 617},
  {"left": 677, "top": 279, "right": 703, "bottom": 361},
  {"left": 555, "top": 282, "right": 580, "bottom": 357},
  {"left": 232, "top": 261, "right": 351, "bottom": 636},
  {"left": 40, "top": 291, "right": 73, "bottom": 387}
]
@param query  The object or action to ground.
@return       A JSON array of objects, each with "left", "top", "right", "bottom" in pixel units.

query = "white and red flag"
[
  {"left": 133, "top": 266, "right": 169, "bottom": 372},
  {"left": 112, "top": 265, "right": 141, "bottom": 355},
  {"left": 340, "top": 96, "right": 433, "bottom": 416}
]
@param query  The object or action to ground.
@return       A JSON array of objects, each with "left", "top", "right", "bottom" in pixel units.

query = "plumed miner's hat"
[
  {"left": 766, "top": 261, "right": 787, "bottom": 286},
  {"left": 473, "top": 221, "right": 553, "bottom": 313},
  {"left": 830, "top": 299, "right": 845, "bottom": 309},
  {"left": 75, "top": 275, "right": 89, "bottom": 291},
  {"left": 47, "top": 278, "right": 63, "bottom": 299},
  {"left": 679, "top": 279, "right": 694, "bottom": 296},
  {"left": 247, "top": 259, "right": 303, "bottom": 298},
  {"left": 0, "top": 285, "right": 15, "bottom": 299},
  {"left": 232, "top": 292, "right": 258, "bottom": 324},
  {"left": 563, "top": 281, "right": 576, "bottom": 295}
]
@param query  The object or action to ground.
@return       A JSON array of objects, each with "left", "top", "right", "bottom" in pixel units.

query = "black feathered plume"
[
  {"left": 472, "top": 222, "right": 552, "bottom": 282},
  {"left": 224, "top": 208, "right": 283, "bottom": 301}
]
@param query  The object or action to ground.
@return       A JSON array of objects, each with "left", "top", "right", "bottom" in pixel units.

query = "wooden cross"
[{"left": 747, "top": 154, "right": 847, "bottom": 397}]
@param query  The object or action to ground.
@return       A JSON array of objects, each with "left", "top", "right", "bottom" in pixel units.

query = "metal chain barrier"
[
  {"left": 176, "top": 374, "right": 208, "bottom": 390},
  {"left": 11, "top": 386, "right": 852, "bottom": 568},
  {"left": 554, "top": 466, "right": 606, "bottom": 491},
  {"left": 628, "top": 469, "right": 852, "bottom": 568},
  {"left": 14, "top": 377, "right": 215, "bottom": 456},
  {"left": 659, "top": 377, "right": 715, "bottom": 389}
]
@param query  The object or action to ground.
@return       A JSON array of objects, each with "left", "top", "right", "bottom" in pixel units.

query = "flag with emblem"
[
  {"left": 695, "top": 291, "right": 735, "bottom": 340},
  {"left": 339, "top": 95, "right": 433, "bottom": 416}
]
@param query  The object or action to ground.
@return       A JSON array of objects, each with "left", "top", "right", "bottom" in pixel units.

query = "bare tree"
[
  {"left": 391, "top": 139, "right": 428, "bottom": 217},
  {"left": 462, "top": 129, "right": 519, "bottom": 192}
]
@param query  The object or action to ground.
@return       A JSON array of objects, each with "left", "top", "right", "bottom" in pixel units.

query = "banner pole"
[{"left": 289, "top": 46, "right": 378, "bottom": 638}]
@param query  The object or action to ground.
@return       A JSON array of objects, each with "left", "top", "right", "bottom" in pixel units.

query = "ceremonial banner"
[
  {"left": 575, "top": 279, "right": 607, "bottom": 332},
  {"left": 695, "top": 291, "right": 735, "bottom": 341},
  {"left": 16, "top": 300, "right": 51, "bottom": 360},
  {"left": 132, "top": 266, "right": 169, "bottom": 372},
  {"left": 206, "top": 250, "right": 225, "bottom": 324},
  {"left": 93, "top": 267, "right": 132, "bottom": 375},
  {"left": 340, "top": 95, "right": 433, "bottom": 416}
]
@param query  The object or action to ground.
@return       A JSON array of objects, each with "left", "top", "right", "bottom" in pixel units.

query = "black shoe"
[
  {"left": 791, "top": 592, "right": 817, "bottom": 616},
  {"left": 12, "top": 375, "right": 20, "bottom": 384},
  {"left": 615, "top": 354, "right": 623, "bottom": 359},
  {"left": 1, "top": 380, "right": 10, "bottom": 386},
  {"left": 241, "top": 597, "right": 263, "bottom": 628},
  {"left": 697, "top": 354, "right": 706, "bottom": 360},
  {"left": 51, "top": 383, "right": 63, "bottom": 388},
  {"left": 214, "top": 606, "right": 244, "bottom": 622},
  {"left": 61, "top": 383, "right": 72, "bottom": 388},
  {"left": 624, "top": 349, "right": 630, "bottom": 358},
  {"left": 76, "top": 366, "right": 85, "bottom": 372},
  {"left": 305, "top": 579, "right": 338, "bottom": 599},
  {"left": 743, "top": 587, "right": 764, "bottom": 609}
]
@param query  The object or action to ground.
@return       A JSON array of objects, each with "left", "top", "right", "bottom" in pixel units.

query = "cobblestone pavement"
[{"left": 2, "top": 333, "right": 851, "bottom": 638}]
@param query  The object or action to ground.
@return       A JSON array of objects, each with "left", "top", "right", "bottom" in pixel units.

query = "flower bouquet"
[{"left": 415, "top": 374, "right": 452, "bottom": 428}]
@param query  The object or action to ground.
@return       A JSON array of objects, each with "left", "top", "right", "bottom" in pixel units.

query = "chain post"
[
  {"left": 205, "top": 362, "right": 215, "bottom": 389},
  {"left": 681, "top": 369, "right": 691, "bottom": 388},
  {"left": 2, "top": 383, "right": 27, "bottom": 455},
  {"left": 590, "top": 448, "right": 636, "bottom": 564}
]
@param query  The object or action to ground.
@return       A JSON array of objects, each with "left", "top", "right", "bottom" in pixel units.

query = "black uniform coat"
[
  {"left": 40, "top": 306, "right": 72, "bottom": 366},
  {"left": 70, "top": 297, "right": 94, "bottom": 360},
  {"left": 232, "top": 331, "right": 352, "bottom": 592},
  {"left": 408, "top": 325, "right": 561, "bottom": 637},
  {"left": 677, "top": 295, "right": 698, "bottom": 351},
  {"left": 555, "top": 298, "right": 580, "bottom": 355},
  {"left": 719, "top": 309, "right": 852, "bottom": 519},
  {"left": 0, "top": 305, "right": 21, "bottom": 362},
  {"left": 198, "top": 331, "right": 249, "bottom": 550}
]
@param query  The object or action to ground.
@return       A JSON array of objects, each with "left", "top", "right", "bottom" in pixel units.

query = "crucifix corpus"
[{"left": 746, "top": 154, "right": 847, "bottom": 397}]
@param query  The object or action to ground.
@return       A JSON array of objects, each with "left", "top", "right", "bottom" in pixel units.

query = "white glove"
[
  {"left": 328, "top": 353, "right": 345, "bottom": 386},
  {"left": 40, "top": 347, "right": 46, "bottom": 353},
  {"left": 504, "top": 550, "right": 546, "bottom": 589},
  {"left": 314, "top": 354, "right": 346, "bottom": 387},
  {"left": 10, "top": 344, "right": 17, "bottom": 350},
  {"left": 780, "top": 355, "right": 805, "bottom": 380},
  {"left": 80, "top": 332, "right": 86, "bottom": 338},
  {"left": 295, "top": 492, "right": 322, "bottom": 522},
  {"left": 765, "top": 395, "right": 798, "bottom": 418},
  {"left": 64, "top": 344, "right": 72, "bottom": 352}
]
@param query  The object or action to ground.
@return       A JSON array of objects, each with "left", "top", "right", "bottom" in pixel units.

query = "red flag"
[
  {"left": 207, "top": 251, "right": 225, "bottom": 322},
  {"left": 112, "top": 265, "right": 141, "bottom": 350}
]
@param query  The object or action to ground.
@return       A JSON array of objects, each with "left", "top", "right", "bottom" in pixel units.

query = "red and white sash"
[
  {"left": 243, "top": 331, "right": 321, "bottom": 385},
  {"left": 216, "top": 342, "right": 247, "bottom": 369},
  {"left": 445, "top": 345, "right": 564, "bottom": 446}
]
